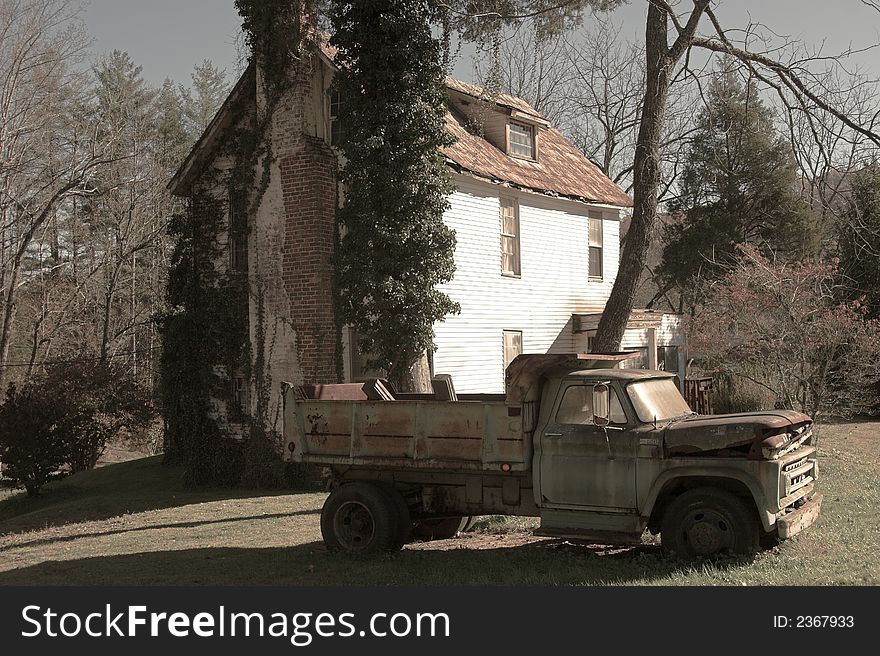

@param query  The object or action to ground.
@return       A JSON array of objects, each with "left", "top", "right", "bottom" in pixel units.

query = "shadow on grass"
[
  {"left": 0, "top": 508, "right": 321, "bottom": 554},
  {"left": 0, "top": 539, "right": 755, "bottom": 587},
  {"left": 0, "top": 457, "right": 322, "bottom": 537}
]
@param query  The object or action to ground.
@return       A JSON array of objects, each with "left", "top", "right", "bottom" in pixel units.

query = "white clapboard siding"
[{"left": 433, "top": 175, "right": 622, "bottom": 394}]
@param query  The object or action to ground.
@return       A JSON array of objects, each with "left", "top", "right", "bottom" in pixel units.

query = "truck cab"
[{"left": 530, "top": 367, "right": 820, "bottom": 556}]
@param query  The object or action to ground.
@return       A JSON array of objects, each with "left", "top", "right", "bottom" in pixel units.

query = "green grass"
[{"left": 0, "top": 422, "right": 878, "bottom": 586}]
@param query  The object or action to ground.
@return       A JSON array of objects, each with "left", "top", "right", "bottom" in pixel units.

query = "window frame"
[
  {"left": 588, "top": 213, "right": 604, "bottom": 281},
  {"left": 507, "top": 120, "right": 537, "bottom": 160},
  {"left": 328, "top": 87, "right": 345, "bottom": 148},
  {"left": 554, "top": 382, "right": 628, "bottom": 427},
  {"left": 500, "top": 196, "right": 521, "bottom": 278},
  {"left": 228, "top": 190, "right": 248, "bottom": 274},
  {"left": 230, "top": 374, "right": 250, "bottom": 422},
  {"left": 502, "top": 330, "right": 523, "bottom": 375}
]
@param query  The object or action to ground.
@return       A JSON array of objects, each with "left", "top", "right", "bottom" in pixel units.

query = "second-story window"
[
  {"left": 500, "top": 197, "right": 521, "bottom": 277},
  {"left": 508, "top": 120, "right": 536, "bottom": 159},
  {"left": 228, "top": 192, "right": 248, "bottom": 274},
  {"left": 329, "top": 88, "right": 345, "bottom": 148},
  {"left": 588, "top": 213, "right": 603, "bottom": 280}
]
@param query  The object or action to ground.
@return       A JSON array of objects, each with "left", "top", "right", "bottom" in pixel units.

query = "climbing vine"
[
  {"left": 161, "top": 1, "right": 320, "bottom": 486},
  {"left": 332, "top": 0, "right": 460, "bottom": 390}
]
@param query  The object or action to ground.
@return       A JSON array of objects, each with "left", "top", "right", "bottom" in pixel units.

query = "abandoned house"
[{"left": 168, "top": 40, "right": 686, "bottom": 435}]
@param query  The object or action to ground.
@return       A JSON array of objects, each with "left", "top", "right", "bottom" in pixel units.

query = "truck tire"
[
  {"left": 412, "top": 516, "right": 471, "bottom": 540},
  {"left": 321, "top": 483, "right": 400, "bottom": 554},
  {"left": 378, "top": 484, "right": 412, "bottom": 548},
  {"left": 661, "top": 487, "right": 759, "bottom": 557}
]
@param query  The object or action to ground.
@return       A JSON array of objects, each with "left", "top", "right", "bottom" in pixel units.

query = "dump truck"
[{"left": 282, "top": 353, "right": 821, "bottom": 557}]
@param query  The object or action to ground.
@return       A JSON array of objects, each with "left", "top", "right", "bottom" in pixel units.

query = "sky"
[{"left": 81, "top": 0, "right": 880, "bottom": 87}]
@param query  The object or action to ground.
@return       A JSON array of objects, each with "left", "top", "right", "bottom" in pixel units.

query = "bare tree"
[
  {"left": 0, "top": 0, "right": 115, "bottom": 388},
  {"left": 479, "top": 14, "right": 698, "bottom": 196},
  {"left": 593, "top": 0, "right": 880, "bottom": 351}
]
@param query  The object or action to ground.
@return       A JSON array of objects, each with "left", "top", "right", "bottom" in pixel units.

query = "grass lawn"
[{"left": 0, "top": 421, "right": 878, "bottom": 586}]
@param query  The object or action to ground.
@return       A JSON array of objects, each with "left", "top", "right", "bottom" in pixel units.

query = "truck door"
[{"left": 537, "top": 382, "right": 638, "bottom": 510}]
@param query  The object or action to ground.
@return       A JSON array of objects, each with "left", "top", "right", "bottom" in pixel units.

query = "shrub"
[
  {"left": 0, "top": 362, "right": 156, "bottom": 495},
  {"left": 689, "top": 245, "right": 880, "bottom": 421},
  {"left": 0, "top": 385, "right": 77, "bottom": 496},
  {"left": 712, "top": 372, "right": 773, "bottom": 414}
]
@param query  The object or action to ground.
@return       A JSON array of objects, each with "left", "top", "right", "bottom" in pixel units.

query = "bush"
[
  {"left": 689, "top": 245, "right": 880, "bottom": 421},
  {"left": 0, "top": 362, "right": 156, "bottom": 495},
  {"left": 0, "top": 385, "right": 70, "bottom": 496},
  {"left": 713, "top": 373, "right": 773, "bottom": 414}
]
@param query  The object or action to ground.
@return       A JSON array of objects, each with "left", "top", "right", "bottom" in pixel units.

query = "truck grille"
[{"left": 781, "top": 455, "right": 815, "bottom": 503}]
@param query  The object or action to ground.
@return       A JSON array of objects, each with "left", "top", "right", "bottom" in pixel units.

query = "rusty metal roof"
[
  {"left": 171, "top": 40, "right": 632, "bottom": 209},
  {"left": 443, "top": 103, "right": 631, "bottom": 207}
]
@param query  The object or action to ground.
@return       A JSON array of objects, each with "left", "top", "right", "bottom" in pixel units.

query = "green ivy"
[
  {"left": 331, "top": 0, "right": 460, "bottom": 389},
  {"left": 160, "top": 3, "right": 317, "bottom": 486}
]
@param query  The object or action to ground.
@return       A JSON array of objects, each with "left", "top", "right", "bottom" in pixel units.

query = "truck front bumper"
[{"left": 777, "top": 492, "right": 823, "bottom": 540}]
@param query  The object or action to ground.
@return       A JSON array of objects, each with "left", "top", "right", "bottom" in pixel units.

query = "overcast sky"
[{"left": 82, "top": 0, "right": 880, "bottom": 87}]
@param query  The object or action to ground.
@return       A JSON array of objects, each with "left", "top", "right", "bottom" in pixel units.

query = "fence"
[{"left": 684, "top": 377, "right": 714, "bottom": 415}]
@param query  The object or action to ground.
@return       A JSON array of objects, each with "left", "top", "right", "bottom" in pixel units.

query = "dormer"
[{"left": 446, "top": 78, "right": 549, "bottom": 163}]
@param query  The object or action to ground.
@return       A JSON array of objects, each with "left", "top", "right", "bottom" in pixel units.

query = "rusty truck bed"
[{"left": 283, "top": 387, "right": 533, "bottom": 472}]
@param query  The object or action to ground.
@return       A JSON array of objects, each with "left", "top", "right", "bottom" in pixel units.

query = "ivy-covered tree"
[
  {"left": 656, "top": 66, "right": 818, "bottom": 305},
  {"left": 839, "top": 165, "right": 880, "bottom": 319},
  {"left": 331, "top": 0, "right": 460, "bottom": 391}
]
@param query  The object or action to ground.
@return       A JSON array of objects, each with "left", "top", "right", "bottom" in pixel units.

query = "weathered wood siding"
[{"left": 433, "top": 174, "right": 623, "bottom": 394}]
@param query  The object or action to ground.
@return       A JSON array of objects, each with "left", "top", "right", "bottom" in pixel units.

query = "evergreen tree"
[
  {"left": 332, "top": 0, "right": 460, "bottom": 390},
  {"left": 657, "top": 65, "right": 818, "bottom": 302},
  {"left": 156, "top": 79, "right": 190, "bottom": 171},
  {"left": 180, "top": 60, "right": 230, "bottom": 141}
]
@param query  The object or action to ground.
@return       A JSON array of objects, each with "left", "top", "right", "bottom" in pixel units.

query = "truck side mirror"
[{"left": 593, "top": 383, "right": 610, "bottom": 427}]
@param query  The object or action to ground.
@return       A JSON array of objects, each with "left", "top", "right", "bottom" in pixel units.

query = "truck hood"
[{"left": 664, "top": 410, "right": 813, "bottom": 459}]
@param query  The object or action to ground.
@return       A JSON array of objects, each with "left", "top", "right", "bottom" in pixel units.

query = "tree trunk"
[
  {"left": 392, "top": 352, "right": 432, "bottom": 393},
  {"left": 0, "top": 262, "right": 22, "bottom": 389},
  {"left": 593, "top": 5, "right": 673, "bottom": 353}
]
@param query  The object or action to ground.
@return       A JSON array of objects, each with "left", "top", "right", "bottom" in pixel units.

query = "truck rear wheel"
[
  {"left": 321, "top": 483, "right": 400, "bottom": 554},
  {"left": 661, "top": 487, "right": 759, "bottom": 557},
  {"left": 412, "top": 516, "right": 472, "bottom": 540},
  {"left": 378, "top": 484, "right": 412, "bottom": 548}
]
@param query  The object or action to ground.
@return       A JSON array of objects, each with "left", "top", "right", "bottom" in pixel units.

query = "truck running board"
[{"left": 534, "top": 526, "right": 643, "bottom": 545}]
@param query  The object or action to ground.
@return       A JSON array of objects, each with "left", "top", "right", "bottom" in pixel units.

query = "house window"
[
  {"left": 508, "top": 120, "right": 536, "bottom": 159},
  {"left": 657, "top": 346, "right": 681, "bottom": 373},
  {"left": 230, "top": 375, "right": 250, "bottom": 420},
  {"left": 500, "top": 197, "right": 521, "bottom": 277},
  {"left": 503, "top": 330, "right": 523, "bottom": 373},
  {"left": 329, "top": 88, "right": 345, "bottom": 148},
  {"left": 228, "top": 192, "right": 248, "bottom": 274},
  {"left": 588, "top": 214, "right": 603, "bottom": 280}
]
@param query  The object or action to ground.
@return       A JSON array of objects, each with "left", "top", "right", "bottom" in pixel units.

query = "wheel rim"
[
  {"left": 680, "top": 507, "right": 736, "bottom": 556},
  {"left": 333, "top": 501, "right": 375, "bottom": 552}
]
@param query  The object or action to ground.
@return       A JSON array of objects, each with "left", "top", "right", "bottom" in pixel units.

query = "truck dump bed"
[
  {"left": 284, "top": 388, "right": 527, "bottom": 471},
  {"left": 282, "top": 353, "right": 636, "bottom": 473}
]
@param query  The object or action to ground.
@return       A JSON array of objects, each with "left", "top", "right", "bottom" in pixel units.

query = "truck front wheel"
[
  {"left": 321, "top": 483, "right": 400, "bottom": 554},
  {"left": 661, "top": 487, "right": 759, "bottom": 557}
]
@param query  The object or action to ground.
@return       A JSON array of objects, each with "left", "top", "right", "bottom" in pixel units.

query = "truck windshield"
[{"left": 627, "top": 378, "right": 692, "bottom": 423}]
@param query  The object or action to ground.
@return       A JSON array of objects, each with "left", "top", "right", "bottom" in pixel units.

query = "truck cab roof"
[{"left": 566, "top": 369, "right": 678, "bottom": 382}]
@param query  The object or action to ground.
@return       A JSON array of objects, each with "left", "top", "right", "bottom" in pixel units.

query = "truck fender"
[{"left": 643, "top": 467, "right": 774, "bottom": 532}]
